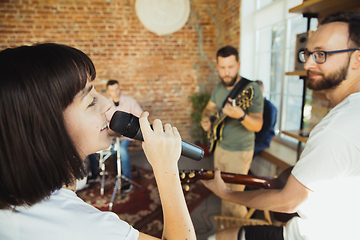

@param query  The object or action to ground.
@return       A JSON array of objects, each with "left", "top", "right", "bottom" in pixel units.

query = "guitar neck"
[
  {"left": 183, "top": 170, "right": 278, "bottom": 189},
  {"left": 180, "top": 168, "right": 298, "bottom": 223},
  {"left": 212, "top": 172, "right": 276, "bottom": 189}
]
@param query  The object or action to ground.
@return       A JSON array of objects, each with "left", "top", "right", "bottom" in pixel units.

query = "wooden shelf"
[
  {"left": 285, "top": 71, "right": 306, "bottom": 76},
  {"left": 282, "top": 130, "right": 309, "bottom": 143},
  {"left": 289, "top": 0, "right": 360, "bottom": 14},
  {"left": 289, "top": 0, "right": 360, "bottom": 16}
]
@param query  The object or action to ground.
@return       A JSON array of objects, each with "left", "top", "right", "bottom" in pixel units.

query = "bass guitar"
[
  {"left": 179, "top": 167, "right": 297, "bottom": 222},
  {"left": 207, "top": 86, "right": 254, "bottom": 153}
]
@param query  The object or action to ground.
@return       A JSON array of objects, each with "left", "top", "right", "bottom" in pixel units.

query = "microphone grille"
[{"left": 109, "top": 111, "right": 140, "bottom": 138}]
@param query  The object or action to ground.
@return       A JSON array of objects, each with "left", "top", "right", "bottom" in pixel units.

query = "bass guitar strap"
[{"left": 222, "top": 77, "right": 251, "bottom": 107}]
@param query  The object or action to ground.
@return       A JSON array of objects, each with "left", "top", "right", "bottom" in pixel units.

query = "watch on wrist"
[{"left": 238, "top": 112, "right": 246, "bottom": 122}]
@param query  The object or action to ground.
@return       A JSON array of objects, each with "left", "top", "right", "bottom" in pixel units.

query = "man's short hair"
[
  {"left": 321, "top": 12, "right": 360, "bottom": 48},
  {"left": 216, "top": 45, "right": 239, "bottom": 62},
  {"left": 106, "top": 79, "right": 119, "bottom": 88}
]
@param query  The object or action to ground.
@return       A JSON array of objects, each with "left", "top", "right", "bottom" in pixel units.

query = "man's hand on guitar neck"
[
  {"left": 200, "top": 117, "right": 211, "bottom": 132},
  {"left": 202, "top": 167, "right": 309, "bottom": 214},
  {"left": 200, "top": 167, "right": 230, "bottom": 198},
  {"left": 201, "top": 101, "right": 218, "bottom": 132}
]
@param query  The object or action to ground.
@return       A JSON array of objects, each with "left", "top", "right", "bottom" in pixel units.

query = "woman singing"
[{"left": 0, "top": 43, "right": 196, "bottom": 240}]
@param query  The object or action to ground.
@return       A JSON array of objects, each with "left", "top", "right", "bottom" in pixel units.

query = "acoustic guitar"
[
  {"left": 179, "top": 167, "right": 297, "bottom": 223},
  {"left": 207, "top": 86, "right": 254, "bottom": 153}
]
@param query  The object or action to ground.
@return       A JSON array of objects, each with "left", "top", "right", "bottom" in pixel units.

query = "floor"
[{"left": 129, "top": 150, "right": 220, "bottom": 240}]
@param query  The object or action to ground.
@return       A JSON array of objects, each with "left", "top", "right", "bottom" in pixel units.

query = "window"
[
  {"left": 241, "top": 0, "right": 318, "bottom": 144},
  {"left": 257, "top": 0, "right": 274, "bottom": 10},
  {"left": 283, "top": 16, "right": 318, "bottom": 132},
  {"left": 255, "top": 22, "right": 285, "bottom": 134}
]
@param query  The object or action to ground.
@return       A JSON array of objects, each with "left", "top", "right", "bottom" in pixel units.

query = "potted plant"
[{"left": 188, "top": 91, "right": 211, "bottom": 156}]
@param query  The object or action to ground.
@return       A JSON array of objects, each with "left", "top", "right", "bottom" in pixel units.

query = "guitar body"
[
  {"left": 207, "top": 114, "right": 225, "bottom": 153},
  {"left": 180, "top": 167, "right": 298, "bottom": 223},
  {"left": 208, "top": 86, "right": 254, "bottom": 153}
]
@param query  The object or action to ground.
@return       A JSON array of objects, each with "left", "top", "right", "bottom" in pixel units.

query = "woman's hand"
[
  {"left": 138, "top": 111, "right": 196, "bottom": 240},
  {"left": 139, "top": 111, "right": 181, "bottom": 171}
]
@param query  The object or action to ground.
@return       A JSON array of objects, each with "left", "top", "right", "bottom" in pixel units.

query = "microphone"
[{"left": 109, "top": 111, "right": 204, "bottom": 161}]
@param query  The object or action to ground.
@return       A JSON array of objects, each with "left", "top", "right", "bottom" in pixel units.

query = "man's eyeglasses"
[{"left": 299, "top": 48, "right": 360, "bottom": 64}]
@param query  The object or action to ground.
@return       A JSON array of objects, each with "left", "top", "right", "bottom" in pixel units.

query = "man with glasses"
[{"left": 203, "top": 12, "right": 360, "bottom": 240}]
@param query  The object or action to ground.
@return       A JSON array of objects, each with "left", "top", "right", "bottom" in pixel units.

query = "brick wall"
[
  {"left": 0, "top": 0, "right": 240, "bottom": 142},
  {"left": 217, "top": 0, "right": 240, "bottom": 50}
]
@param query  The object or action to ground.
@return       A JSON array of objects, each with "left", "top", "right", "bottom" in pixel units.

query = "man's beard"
[
  {"left": 306, "top": 62, "right": 349, "bottom": 91},
  {"left": 220, "top": 73, "right": 238, "bottom": 87}
]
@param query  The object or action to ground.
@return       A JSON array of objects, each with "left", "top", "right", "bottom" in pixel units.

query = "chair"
[{"left": 214, "top": 208, "right": 274, "bottom": 231}]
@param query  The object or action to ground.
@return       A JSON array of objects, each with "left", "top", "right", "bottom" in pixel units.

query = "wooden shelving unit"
[{"left": 289, "top": 0, "right": 360, "bottom": 18}]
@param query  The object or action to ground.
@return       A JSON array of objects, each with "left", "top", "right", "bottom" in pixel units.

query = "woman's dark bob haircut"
[{"left": 0, "top": 43, "right": 96, "bottom": 209}]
